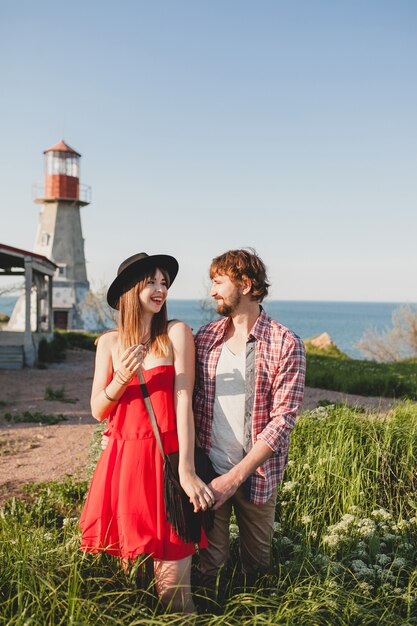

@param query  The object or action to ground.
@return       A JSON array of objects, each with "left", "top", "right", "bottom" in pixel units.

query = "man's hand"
[
  {"left": 208, "top": 471, "right": 241, "bottom": 510},
  {"left": 101, "top": 433, "right": 110, "bottom": 450},
  {"left": 208, "top": 440, "right": 275, "bottom": 510}
]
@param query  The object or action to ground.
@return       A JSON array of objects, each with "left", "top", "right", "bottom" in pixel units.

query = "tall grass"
[
  {"left": 1, "top": 404, "right": 416, "bottom": 625},
  {"left": 306, "top": 353, "right": 417, "bottom": 399}
]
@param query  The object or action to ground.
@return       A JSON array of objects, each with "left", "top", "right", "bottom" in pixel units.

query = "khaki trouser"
[{"left": 199, "top": 485, "right": 277, "bottom": 579}]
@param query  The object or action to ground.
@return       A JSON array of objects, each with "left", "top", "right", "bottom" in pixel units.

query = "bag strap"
[{"left": 137, "top": 368, "right": 165, "bottom": 459}]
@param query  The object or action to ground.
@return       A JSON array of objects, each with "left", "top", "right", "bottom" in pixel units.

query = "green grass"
[
  {"left": 306, "top": 351, "right": 417, "bottom": 399},
  {"left": 1, "top": 403, "right": 416, "bottom": 624},
  {"left": 3, "top": 411, "right": 67, "bottom": 425},
  {"left": 44, "top": 385, "right": 79, "bottom": 404}
]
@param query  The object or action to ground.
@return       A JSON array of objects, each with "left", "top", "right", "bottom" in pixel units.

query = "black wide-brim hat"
[{"left": 107, "top": 252, "right": 179, "bottom": 309}]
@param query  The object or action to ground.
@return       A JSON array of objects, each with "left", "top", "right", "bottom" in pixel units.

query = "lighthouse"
[
  {"left": 32, "top": 140, "right": 92, "bottom": 329},
  {"left": 7, "top": 140, "right": 96, "bottom": 332}
]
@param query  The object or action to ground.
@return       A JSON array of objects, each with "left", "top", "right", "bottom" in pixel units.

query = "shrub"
[{"left": 3, "top": 411, "right": 67, "bottom": 425}]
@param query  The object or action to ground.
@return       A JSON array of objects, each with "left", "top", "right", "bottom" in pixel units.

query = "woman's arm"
[
  {"left": 169, "top": 321, "right": 214, "bottom": 511},
  {"left": 91, "top": 332, "right": 145, "bottom": 421}
]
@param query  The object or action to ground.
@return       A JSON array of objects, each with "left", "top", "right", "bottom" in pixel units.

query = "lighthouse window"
[
  {"left": 45, "top": 152, "right": 79, "bottom": 177},
  {"left": 57, "top": 264, "right": 67, "bottom": 277},
  {"left": 41, "top": 232, "right": 50, "bottom": 246}
]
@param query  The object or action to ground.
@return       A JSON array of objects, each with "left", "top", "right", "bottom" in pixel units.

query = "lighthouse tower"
[{"left": 33, "top": 140, "right": 92, "bottom": 329}]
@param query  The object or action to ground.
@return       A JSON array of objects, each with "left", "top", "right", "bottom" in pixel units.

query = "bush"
[
  {"left": 306, "top": 353, "right": 417, "bottom": 399},
  {"left": 37, "top": 330, "right": 99, "bottom": 366},
  {"left": 57, "top": 330, "right": 98, "bottom": 351},
  {"left": 37, "top": 333, "right": 67, "bottom": 363}
]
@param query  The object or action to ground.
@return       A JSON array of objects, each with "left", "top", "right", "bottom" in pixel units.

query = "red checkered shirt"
[{"left": 193, "top": 307, "right": 306, "bottom": 505}]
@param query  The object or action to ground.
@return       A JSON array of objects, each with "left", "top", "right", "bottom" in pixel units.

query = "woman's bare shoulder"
[
  {"left": 95, "top": 328, "right": 118, "bottom": 349},
  {"left": 167, "top": 320, "right": 194, "bottom": 347},
  {"left": 167, "top": 319, "right": 193, "bottom": 335}
]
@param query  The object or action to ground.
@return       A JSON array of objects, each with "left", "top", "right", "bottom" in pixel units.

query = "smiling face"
[
  {"left": 210, "top": 273, "right": 243, "bottom": 316},
  {"left": 139, "top": 268, "right": 169, "bottom": 315}
]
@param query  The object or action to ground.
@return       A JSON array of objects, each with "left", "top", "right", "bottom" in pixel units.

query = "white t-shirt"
[{"left": 209, "top": 342, "right": 246, "bottom": 475}]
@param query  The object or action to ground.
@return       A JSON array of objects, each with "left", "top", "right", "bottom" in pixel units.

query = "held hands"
[
  {"left": 100, "top": 437, "right": 216, "bottom": 511},
  {"left": 208, "top": 472, "right": 241, "bottom": 510},
  {"left": 179, "top": 469, "right": 216, "bottom": 513}
]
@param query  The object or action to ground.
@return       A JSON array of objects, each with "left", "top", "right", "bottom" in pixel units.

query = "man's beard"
[{"left": 216, "top": 291, "right": 241, "bottom": 316}]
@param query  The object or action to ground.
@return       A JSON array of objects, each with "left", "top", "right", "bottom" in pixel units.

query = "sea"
[{"left": 1, "top": 296, "right": 414, "bottom": 359}]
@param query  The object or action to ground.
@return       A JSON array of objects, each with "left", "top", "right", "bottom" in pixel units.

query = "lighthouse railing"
[{"left": 32, "top": 183, "right": 92, "bottom": 204}]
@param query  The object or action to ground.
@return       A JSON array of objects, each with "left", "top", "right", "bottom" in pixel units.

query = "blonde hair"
[{"left": 117, "top": 268, "right": 171, "bottom": 357}]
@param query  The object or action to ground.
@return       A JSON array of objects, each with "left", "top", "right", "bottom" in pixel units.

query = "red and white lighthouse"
[{"left": 32, "top": 140, "right": 92, "bottom": 329}]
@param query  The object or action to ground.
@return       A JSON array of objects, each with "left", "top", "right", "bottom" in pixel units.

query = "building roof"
[
  {"left": 0, "top": 243, "right": 57, "bottom": 276},
  {"left": 43, "top": 140, "right": 81, "bottom": 157}
]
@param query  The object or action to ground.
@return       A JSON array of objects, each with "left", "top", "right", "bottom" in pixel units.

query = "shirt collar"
[
  {"left": 247, "top": 306, "right": 269, "bottom": 341},
  {"left": 210, "top": 305, "right": 269, "bottom": 348}
]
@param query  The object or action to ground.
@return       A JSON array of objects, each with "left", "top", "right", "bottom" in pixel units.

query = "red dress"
[{"left": 80, "top": 364, "right": 207, "bottom": 560}]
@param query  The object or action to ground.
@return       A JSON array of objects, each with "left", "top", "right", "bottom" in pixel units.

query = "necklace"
[{"left": 141, "top": 337, "right": 152, "bottom": 354}]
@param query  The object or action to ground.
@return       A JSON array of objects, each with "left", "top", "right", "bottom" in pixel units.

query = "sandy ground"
[{"left": 0, "top": 350, "right": 401, "bottom": 503}]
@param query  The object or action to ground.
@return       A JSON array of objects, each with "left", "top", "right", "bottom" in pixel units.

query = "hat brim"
[{"left": 107, "top": 254, "right": 179, "bottom": 309}]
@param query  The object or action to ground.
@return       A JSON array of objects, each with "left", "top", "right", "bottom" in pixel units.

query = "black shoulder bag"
[{"left": 137, "top": 368, "right": 216, "bottom": 544}]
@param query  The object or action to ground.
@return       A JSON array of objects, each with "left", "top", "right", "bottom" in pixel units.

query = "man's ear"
[{"left": 241, "top": 276, "right": 252, "bottom": 295}]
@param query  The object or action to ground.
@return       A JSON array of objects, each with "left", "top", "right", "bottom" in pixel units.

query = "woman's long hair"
[{"left": 117, "top": 268, "right": 171, "bottom": 357}]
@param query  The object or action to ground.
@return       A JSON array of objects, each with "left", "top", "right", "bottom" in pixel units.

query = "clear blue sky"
[{"left": 1, "top": 0, "right": 416, "bottom": 302}]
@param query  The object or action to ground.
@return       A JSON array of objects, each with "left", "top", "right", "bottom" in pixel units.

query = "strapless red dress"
[{"left": 80, "top": 365, "right": 207, "bottom": 560}]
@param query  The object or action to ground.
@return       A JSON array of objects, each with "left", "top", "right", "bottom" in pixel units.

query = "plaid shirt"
[{"left": 193, "top": 307, "right": 306, "bottom": 505}]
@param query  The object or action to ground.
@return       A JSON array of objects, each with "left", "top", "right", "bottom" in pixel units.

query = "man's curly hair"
[{"left": 209, "top": 248, "right": 270, "bottom": 302}]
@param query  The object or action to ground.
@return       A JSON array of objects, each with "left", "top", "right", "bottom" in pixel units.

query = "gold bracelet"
[
  {"left": 115, "top": 370, "right": 132, "bottom": 385},
  {"left": 103, "top": 387, "right": 117, "bottom": 402}
]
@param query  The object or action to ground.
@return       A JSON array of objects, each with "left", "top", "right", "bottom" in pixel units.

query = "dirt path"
[{"left": 0, "top": 350, "right": 402, "bottom": 503}]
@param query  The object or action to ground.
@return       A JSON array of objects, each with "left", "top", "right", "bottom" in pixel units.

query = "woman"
[{"left": 80, "top": 252, "right": 215, "bottom": 613}]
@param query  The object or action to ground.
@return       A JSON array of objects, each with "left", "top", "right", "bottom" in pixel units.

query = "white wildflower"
[
  {"left": 392, "top": 557, "right": 406, "bottom": 569},
  {"left": 375, "top": 554, "right": 391, "bottom": 566},
  {"left": 357, "top": 518, "right": 376, "bottom": 538},
  {"left": 301, "top": 515, "right": 312, "bottom": 525},
  {"left": 357, "top": 581, "right": 374, "bottom": 595},
  {"left": 273, "top": 521, "right": 282, "bottom": 533},
  {"left": 280, "top": 536, "right": 293, "bottom": 547},
  {"left": 303, "top": 463, "right": 310, "bottom": 471},
  {"left": 322, "top": 534, "right": 340, "bottom": 549},
  {"left": 282, "top": 481, "right": 298, "bottom": 493},
  {"left": 350, "top": 559, "right": 375, "bottom": 579},
  {"left": 348, "top": 505, "right": 361, "bottom": 514},
  {"left": 356, "top": 549, "right": 368, "bottom": 559},
  {"left": 371, "top": 508, "right": 392, "bottom": 522},
  {"left": 313, "top": 554, "right": 329, "bottom": 566}
]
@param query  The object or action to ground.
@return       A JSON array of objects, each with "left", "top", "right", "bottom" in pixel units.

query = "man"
[{"left": 193, "top": 248, "right": 306, "bottom": 592}]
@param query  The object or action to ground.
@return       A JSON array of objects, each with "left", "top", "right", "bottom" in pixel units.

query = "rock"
[{"left": 306, "top": 332, "right": 335, "bottom": 350}]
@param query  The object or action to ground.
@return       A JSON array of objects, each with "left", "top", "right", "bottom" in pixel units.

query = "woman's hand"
[
  {"left": 117, "top": 344, "right": 147, "bottom": 381},
  {"left": 179, "top": 469, "right": 216, "bottom": 513}
]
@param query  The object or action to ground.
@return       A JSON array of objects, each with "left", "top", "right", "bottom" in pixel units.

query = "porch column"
[
  {"left": 23, "top": 256, "right": 35, "bottom": 366},
  {"left": 48, "top": 274, "right": 53, "bottom": 333}
]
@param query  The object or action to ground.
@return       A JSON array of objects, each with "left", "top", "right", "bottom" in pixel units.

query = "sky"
[{"left": 0, "top": 0, "right": 416, "bottom": 302}]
